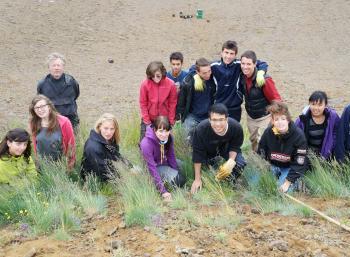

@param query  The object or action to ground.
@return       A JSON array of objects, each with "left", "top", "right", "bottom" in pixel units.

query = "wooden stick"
[{"left": 283, "top": 193, "right": 350, "bottom": 232}]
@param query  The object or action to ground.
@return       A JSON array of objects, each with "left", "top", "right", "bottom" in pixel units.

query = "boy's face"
[
  {"left": 309, "top": 100, "right": 326, "bottom": 118},
  {"left": 209, "top": 112, "right": 228, "bottom": 135},
  {"left": 221, "top": 48, "right": 236, "bottom": 65},
  {"left": 170, "top": 59, "right": 182, "bottom": 75},
  {"left": 241, "top": 57, "right": 256, "bottom": 78},
  {"left": 197, "top": 65, "right": 212, "bottom": 81}
]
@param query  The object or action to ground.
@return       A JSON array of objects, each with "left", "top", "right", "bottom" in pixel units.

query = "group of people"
[
  {"left": 1, "top": 41, "right": 350, "bottom": 203},
  {"left": 138, "top": 40, "right": 350, "bottom": 199}
]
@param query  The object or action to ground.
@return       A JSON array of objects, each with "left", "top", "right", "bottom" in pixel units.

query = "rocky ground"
[{"left": 1, "top": 197, "right": 350, "bottom": 257}]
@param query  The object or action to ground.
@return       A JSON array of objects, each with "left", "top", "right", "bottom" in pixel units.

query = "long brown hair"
[{"left": 29, "top": 95, "right": 59, "bottom": 135}]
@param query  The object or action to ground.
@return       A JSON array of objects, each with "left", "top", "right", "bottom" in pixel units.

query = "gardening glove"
[
  {"left": 193, "top": 74, "right": 205, "bottom": 91},
  {"left": 215, "top": 159, "right": 236, "bottom": 181},
  {"left": 256, "top": 70, "right": 266, "bottom": 87},
  {"left": 272, "top": 126, "right": 280, "bottom": 135}
]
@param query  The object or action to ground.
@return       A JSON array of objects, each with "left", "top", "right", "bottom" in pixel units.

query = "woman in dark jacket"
[{"left": 81, "top": 113, "right": 128, "bottom": 181}]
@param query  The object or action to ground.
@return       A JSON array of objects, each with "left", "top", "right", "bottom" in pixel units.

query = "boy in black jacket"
[{"left": 258, "top": 102, "right": 308, "bottom": 192}]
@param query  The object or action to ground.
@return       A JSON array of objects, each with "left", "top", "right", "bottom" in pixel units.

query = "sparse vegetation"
[{"left": 1, "top": 115, "right": 349, "bottom": 244}]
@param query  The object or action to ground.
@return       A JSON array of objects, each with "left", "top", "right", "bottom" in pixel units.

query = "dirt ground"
[{"left": 1, "top": 0, "right": 350, "bottom": 256}]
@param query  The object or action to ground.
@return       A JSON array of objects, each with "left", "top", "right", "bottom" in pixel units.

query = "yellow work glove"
[
  {"left": 256, "top": 70, "right": 266, "bottom": 87},
  {"left": 272, "top": 126, "right": 280, "bottom": 135},
  {"left": 193, "top": 74, "right": 205, "bottom": 91},
  {"left": 215, "top": 158, "right": 236, "bottom": 181}
]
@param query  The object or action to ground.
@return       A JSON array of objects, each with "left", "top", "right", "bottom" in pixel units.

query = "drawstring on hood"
[{"left": 159, "top": 139, "right": 168, "bottom": 164}]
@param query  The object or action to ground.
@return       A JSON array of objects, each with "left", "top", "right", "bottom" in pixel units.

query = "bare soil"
[{"left": 1, "top": 0, "right": 350, "bottom": 256}]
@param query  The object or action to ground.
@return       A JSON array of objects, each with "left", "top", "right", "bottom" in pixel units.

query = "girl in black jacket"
[
  {"left": 258, "top": 102, "right": 308, "bottom": 192},
  {"left": 81, "top": 113, "right": 129, "bottom": 182}
]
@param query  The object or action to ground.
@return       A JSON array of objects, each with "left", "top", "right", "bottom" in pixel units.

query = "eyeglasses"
[
  {"left": 34, "top": 104, "right": 49, "bottom": 111},
  {"left": 210, "top": 118, "right": 227, "bottom": 123}
]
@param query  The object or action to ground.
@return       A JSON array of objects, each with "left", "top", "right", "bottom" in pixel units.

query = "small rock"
[
  {"left": 118, "top": 211, "right": 124, "bottom": 216},
  {"left": 129, "top": 236, "right": 137, "bottom": 242},
  {"left": 156, "top": 246, "right": 164, "bottom": 252},
  {"left": 313, "top": 249, "right": 328, "bottom": 257},
  {"left": 144, "top": 226, "right": 150, "bottom": 232},
  {"left": 251, "top": 208, "right": 260, "bottom": 214},
  {"left": 118, "top": 222, "right": 126, "bottom": 229},
  {"left": 107, "top": 227, "right": 118, "bottom": 236},
  {"left": 23, "top": 248, "right": 36, "bottom": 257},
  {"left": 196, "top": 249, "right": 205, "bottom": 254},
  {"left": 206, "top": 19, "right": 210, "bottom": 23},
  {"left": 108, "top": 58, "right": 114, "bottom": 63},
  {"left": 172, "top": 14, "right": 175, "bottom": 17},
  {"left": 241, "top": 204, "right": 251, "bottom": 214},
  {"left": 104, "top": 246, "right": 112, "bottom": 252},
  {"left": 144, "top": 253, "right": 151, "bottom": 257},
  {"left": 111, "top": 240, "right": 123, "bottom": 249},
  {"left": 269, "top": 240, "right": 289, "bottom": 252}
]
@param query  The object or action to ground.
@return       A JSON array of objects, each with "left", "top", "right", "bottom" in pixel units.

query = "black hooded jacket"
[
  {"left": 81, "top": 130, "right": 122, "bottom": 181},
  {"left": 258, "top": 122, "right": 308, "bottom": 183}
]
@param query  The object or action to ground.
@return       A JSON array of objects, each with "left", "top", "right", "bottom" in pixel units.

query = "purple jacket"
[
  {"left": 295, "top": 107, "right": 340, "bottom": 159},
  {"left": 140, "top": 126, "right": 177, "bottom": 194}
]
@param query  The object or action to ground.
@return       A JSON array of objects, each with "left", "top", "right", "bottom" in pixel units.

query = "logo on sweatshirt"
[{"left": 270, "top": 152, "right": 291, "bottom": 162}]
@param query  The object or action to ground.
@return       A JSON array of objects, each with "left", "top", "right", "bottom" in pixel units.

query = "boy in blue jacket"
[{"left": 211, "top": 41, "right": 268, "bottom": 122}]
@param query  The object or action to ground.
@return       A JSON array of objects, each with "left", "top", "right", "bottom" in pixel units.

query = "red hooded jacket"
[{"left": 139, "top": 77, "right": 177, "bottom": 125}]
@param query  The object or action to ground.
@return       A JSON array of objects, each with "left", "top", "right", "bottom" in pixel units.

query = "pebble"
[
  {"left": 269, "top": 240, "right": 289, "bottom": 252},
  {"left": 251, "top": 208, "right": 260, "bottom": 214},
  {"left": 313, "top": 249, "right": 328, "bottom": 257},
  {"left": 129, "top": 236, "right": 137, "bottom": 242},
  {"left": 23, "top": 248, "right": 36, "bottom": 257},
  {"left": 156, "top": 246, "right": 164, "bottom": 252},
  {"left": 197, "top": 249, "right": 205, "bottom": 254},
  {"left": 107, "top": 227, "right": 118, "bottom": 236},
  {"left": 144, "top": 253, "right": 151, "bottom": 257},
  {"left": 144, "top": 226, "right": 151, "bottom": 232},
  {"left": 111, "top": 240, "right": 123, "bottom": 249},
  {"left": 107, "top": 58, "right": 114, "bottom": 63},
  {"left": 118, "top": 222, "right": 126, "bottom": 229},
  {"left": 175, "top": 246, "right": 189, "bottom": 254}
]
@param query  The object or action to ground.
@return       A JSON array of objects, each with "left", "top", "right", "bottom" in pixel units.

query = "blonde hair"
[
  {"left": 94, "top": 113, "right": 120, "bottom": 144},
  {"left": 46, "top": 52, "right": 66, "bottom": 67}
]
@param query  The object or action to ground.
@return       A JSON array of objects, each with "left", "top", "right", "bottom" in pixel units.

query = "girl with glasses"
[{"left": 29, "top": 95, "right": 76, "bottom": 169}]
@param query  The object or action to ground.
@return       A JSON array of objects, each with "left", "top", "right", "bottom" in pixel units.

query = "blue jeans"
[
  {"left": 245, "top": 165, "right": 296, "bottom": 192},
  {"left": 183, "top": 114, "right": 204, "bottom": 144},
  {"left": 271, "top": 165, "right": 290, "bottom": 187}
]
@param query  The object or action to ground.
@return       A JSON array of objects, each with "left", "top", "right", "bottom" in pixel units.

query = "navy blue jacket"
[
  {"left": 81, "top": 130, "right": 132, "bottom": 181},
  {"left": 176, "top": 70, "right": 216, "bottom": 122},
  {"left": 211, "top": 59, "right": 268, "bottom": 121},
  {"left": 335, "top": 104, "right": 350, "bottom": 162}
]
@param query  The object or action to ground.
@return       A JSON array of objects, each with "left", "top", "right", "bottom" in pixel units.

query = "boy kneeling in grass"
[
  {"left": 191, "top": 103, "right": 246, "bottom": 194},
  {"left": 258, "top": 102, "right": 308, "bottom": 193}
]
